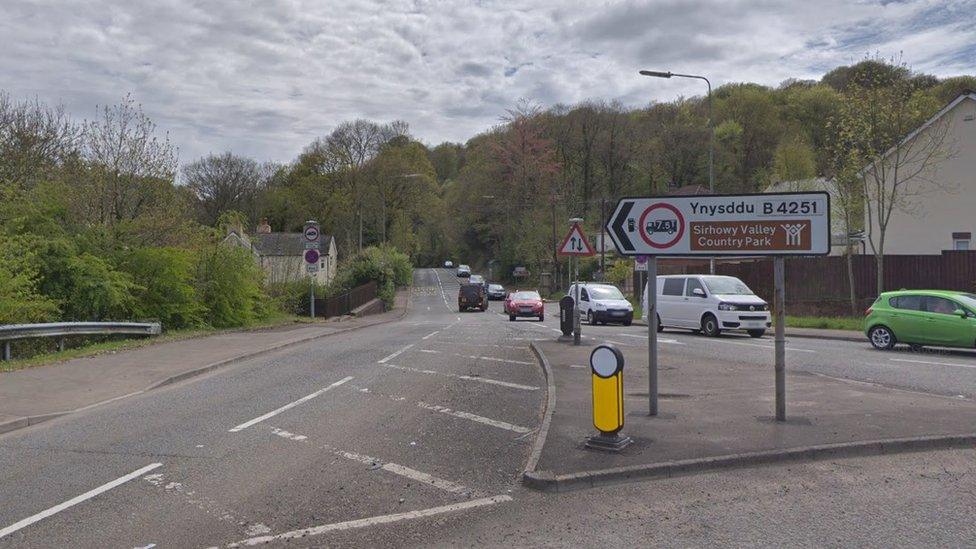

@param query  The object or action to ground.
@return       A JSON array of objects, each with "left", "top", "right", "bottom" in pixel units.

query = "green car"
[{"left": 865, "top": 290, "right": 976, "bottom": 350}]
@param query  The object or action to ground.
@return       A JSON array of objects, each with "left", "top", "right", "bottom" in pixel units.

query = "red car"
[{"left": 505, "top": 290, "right": 544, "bottom": 321}]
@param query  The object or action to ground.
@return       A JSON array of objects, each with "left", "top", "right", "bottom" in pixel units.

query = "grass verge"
[
  {"left": 0, "top": 313, "right": 314, "bottom": 373},
  {"left": 785, "top": 315, "right": 862, "bottom": 331}
]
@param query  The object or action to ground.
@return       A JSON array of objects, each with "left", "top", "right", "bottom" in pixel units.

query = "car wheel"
[
  {"left": 656, "top": 314, "right": 664, "bottom": 333},
  {"left": 509, "top": 315, "right": 516, "bottom": 321},
  {"left": 623, "top": 320, "right": 631, "bottom": 327},
  {"left": 747, "top": 329, "right": 765, "bottom": 338},
  {"left": 538, "top": 315, "right": 544, "bottom": 322},
  {"left": 701, "top": 314, "right": 721, "bottom": 337},
  {"left": 459, "top": 306, "right": 464, "bottom": 313},
  {"left": 909, "top": 344, "right": 924, "bottom": 353},
  {"left": 587, "top": 311, "right": 596, "bottom": 325},
  {"left": 869, "top": 325, "right": 896, "bottom": 350}
]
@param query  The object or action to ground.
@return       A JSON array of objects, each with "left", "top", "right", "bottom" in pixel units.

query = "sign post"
[
  {"left": 303, "top": 220, "right": 321, "bottom": 318},
  {"left": 558, "top": 219, "right": 595, "bottom": 346},
  {"left": 606, "top": 192, "right": 830, "bottom": 420}
]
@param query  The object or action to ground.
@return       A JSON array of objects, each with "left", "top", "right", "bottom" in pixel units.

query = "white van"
[
  {"left": 642, "top": 275, "right": 770, "bottom": 337},
  {"left": 567, "top": 283, "right": 634, "bottom": 326}
]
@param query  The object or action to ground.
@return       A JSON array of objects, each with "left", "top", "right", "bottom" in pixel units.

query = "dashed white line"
[
  {"left": 456, "top": 354, "right": 534, "bottom": 365},
  {"left": 333, "top": 449, "right": 476, "bottom": 496},
  {"left": 890, "top": 358, "right": 976, "bottom": 369},
  {"left": 417, "top": 402, "right": 533, "bottom": 433},
  {"left": 227, "top": 495, "right": 513, "bottom": 547},
  {"left": 378, "top": 344, "right": 414, "bottom": 364},
  {"left": 615, "top": 334, "right": 684, "bottom": 344},
  {"left": 706, "top": 339, "right": 815, "bottom": 353},
  {"left": 228, "top": 377, "right": 353, "bottom": 432},
  {"left": 271, "top": 427, "right": 308, "bottom": 441},
  {"left": 381, "top": 363, "right": 539, "bottom": 391},
  {"left": 419, "top": 349, "right": 440, "bottom": 354},
  {"left": 421, "top": 331, "right": 440, "bottom": 340},
  {"left": 0, "top": 463, "right": 163, "bottom": 540}
]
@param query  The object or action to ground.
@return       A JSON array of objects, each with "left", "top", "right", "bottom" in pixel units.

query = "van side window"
[
  {"left": 686, "top": 278, "right": 705, "bottom": 297},
  {"left": 580, "top": 289, "right": 589, "bottom": 301},
  {"left": 662, "top": 278, "right": 685, "bottom": 296}
]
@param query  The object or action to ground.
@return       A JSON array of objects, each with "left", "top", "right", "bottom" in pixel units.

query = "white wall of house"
[{"left": 866, "top": 94, "right": 975, "bottom": 255}]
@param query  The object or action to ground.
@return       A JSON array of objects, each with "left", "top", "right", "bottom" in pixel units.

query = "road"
[
  {"left": 0, "top": 268, "right": 974, "bottom": 547},
  {"left": 525, "top": 295, "right": 976, "bottom": 399}
]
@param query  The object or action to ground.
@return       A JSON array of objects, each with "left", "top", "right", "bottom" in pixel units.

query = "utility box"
[{"left": 559, "top": 295, "right": 575, "bottom": 336}]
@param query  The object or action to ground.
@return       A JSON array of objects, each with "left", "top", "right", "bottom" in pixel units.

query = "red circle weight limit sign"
[{"left": 638, "top": 203, "right": 685, "bottom": 250}]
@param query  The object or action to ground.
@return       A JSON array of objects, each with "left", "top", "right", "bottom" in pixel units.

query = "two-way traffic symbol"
[{"left": 558, "top": 224, "right": 595, "bottom": 256}]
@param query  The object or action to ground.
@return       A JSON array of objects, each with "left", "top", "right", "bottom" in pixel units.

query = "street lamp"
[{"left": 640, "top": 69, "right": 715, "bottom": 274}]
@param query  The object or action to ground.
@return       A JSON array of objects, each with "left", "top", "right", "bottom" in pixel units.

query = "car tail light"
[{"left": 864, "top": 307, "right": 873, "bottom": 316}]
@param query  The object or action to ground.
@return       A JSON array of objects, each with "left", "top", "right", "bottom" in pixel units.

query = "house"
[
  {"left": 863, "top": 90, "right": 975, "bottom": 254},
  {"left": 223, "top": 219, "right": 338, "bottom": 286},
  {"left": 764, "top": 178, "right": 856, "bottom": 256}
]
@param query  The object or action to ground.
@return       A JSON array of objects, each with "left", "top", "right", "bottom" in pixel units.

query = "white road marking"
[
  {"left": 456, "top": 354, "right": 534, "bottom": 365},
  {"left": 228, "top": 377, "right": 353, "bottom": 432},
  {"left": 227, "top": 495, "right": 513, "bottom": 547},
  {"left": 271, "top": 427, "right": 308, "bottom": 441},
  {"left": 569, "top": 364, "right": 587, "bottom": 369},
  {"left": 382, "top": 363, "right": 539, "bottom": 391},
  {"left": 708, "top": 339, "right": 815, "bottom": 353},
  {"left": 890, "top": 358, "right": 976, "bottom": 369},
  {"left": 419, "top": 349, "right": 440, "bottom": 354},
  {"left": 378, "top": 344, "right": 414, "bottom": 364},
  {"left": 615, "top": 333, "right": 684, "bottom": 344},
  {"left": 422, "top": 330, "right": 440, "bottom": 340},
  {"left": 334, "top": 449, "right": 476, "bottom": 495},
  {"left": 417, "top": 402, "right": 533, "bottom": 433},
  {"left": 0, "top": 463, "right": 162, "bottom": 540}
]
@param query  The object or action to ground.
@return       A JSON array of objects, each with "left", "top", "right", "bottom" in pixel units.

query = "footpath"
[
  {"left": 632, "top": 317, "right": 863, "bottom": 342},
  {"left": 0, "top": 292, "right": 408, "bottom": 435},
  {"left": 524, "top": 337, "right": 976, "bottom": 491}
]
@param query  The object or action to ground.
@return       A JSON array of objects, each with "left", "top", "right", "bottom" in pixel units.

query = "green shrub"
[
  {"left": 0, "top": 236, "right": 58, "bottom": 324},
  {"left": 336, "top": 245, "right": 413, "bottom": 307},
  {"left": 119, "top": 247, "right": 206, "bottom": 329},
  {"left": 196, "top": 246, "right": 270, "bottom": 328}
]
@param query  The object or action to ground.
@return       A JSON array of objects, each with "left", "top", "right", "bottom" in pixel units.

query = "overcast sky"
[{"left": 2, "top": 0, "right": 974, "bottom": 165}]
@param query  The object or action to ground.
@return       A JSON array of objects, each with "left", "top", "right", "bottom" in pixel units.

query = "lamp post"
[{"left": 640, "top": 69, "right": 715, "bottom": 274}]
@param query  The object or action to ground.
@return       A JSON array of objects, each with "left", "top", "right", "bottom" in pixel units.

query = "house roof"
[
  {"left": 250, "top": 233, "right": 334, "bottom": 256},
  {"left": 865, "top": 89, "right": 976, "bottom": 172}
]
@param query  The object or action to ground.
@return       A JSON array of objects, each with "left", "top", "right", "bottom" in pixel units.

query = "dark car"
[
  {"left": 504, "top": 290, "right": 544, "bottom": 321},
  {"left": 458, "top": 283, "right": 488, "bottom": 312},
  {"left": 487, "top": 284, "right": 506, "bottom": 300}
]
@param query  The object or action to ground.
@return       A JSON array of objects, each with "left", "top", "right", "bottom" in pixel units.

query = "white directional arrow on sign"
[{"left": 558, "top": 224, "right": 595, "bottom": 256}]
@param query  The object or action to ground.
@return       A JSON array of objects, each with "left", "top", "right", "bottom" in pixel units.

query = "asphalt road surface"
[
  {"left": 0, "top": 268, "right": 973, "bottom": 547},
  {"left": 527, "top": 295, "right": 976, "bottom": 400}
]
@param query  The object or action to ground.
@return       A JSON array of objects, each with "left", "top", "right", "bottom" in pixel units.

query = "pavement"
[
  {"left": 0, "top": 294, "right": 407, "bottom": 435},
  {"left": 632, "top": 317, "right": 864, "bottom": 342},
  {"left": 523, "top": 337, "right": 976, "bottom": 490}
]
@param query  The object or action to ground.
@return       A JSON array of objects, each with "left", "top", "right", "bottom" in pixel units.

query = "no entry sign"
[{"left": 606, "top": 192, "right": 830, "bottom": 256}]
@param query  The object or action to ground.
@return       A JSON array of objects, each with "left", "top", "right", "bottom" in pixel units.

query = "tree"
[
  {"left": 833, "top": 61, "right": 955, "bottom": 293},
  {"left": 184, "top": 152, "right": 266, "bottom": 226},
  {"left": 772, "top": 135, "right": 816, "bottom": 183},
  {"left": 0, "top": 92, "right": 80, "bottom": 190}
]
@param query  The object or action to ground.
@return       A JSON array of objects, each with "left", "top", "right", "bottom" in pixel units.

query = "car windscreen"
[
  {"left": 512, "top": 291, "right": 540, "bottom": 300},
  {"left": 469, "top": 276, "right": 484, "bottom": 283},
  {"left": 489, "top": 285, "right": 503, "bottom": 291},
  {"left": 460, "top": 285, "right": 483, "bottom": 297},
  {"left": 957, "top": 294, "right": 976, "bottom": 311},
  {"left": 703, "top": 277, "right": 754, "bottom": 295},
  {"left": 587, "top": 286, "right": 624, "bottom": 300}
]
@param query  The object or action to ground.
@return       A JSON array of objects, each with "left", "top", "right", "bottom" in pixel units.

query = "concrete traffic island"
[{"left": 523, "top": 339, "right": 976, "bottom": 492}]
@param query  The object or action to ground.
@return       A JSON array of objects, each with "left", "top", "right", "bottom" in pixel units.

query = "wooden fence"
[
  {"left": 656, "top": 251, "right": 976, "bottom": 316},
  {"left": 307, "top": 281, "right": 379, "bottom": 318}
]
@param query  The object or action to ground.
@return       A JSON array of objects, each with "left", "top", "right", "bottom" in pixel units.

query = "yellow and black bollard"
[{"left": 586, "top": 344, "right": 632, "bottom": 451}]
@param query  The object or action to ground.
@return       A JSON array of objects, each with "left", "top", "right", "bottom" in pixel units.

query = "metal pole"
[
  {"left": 774, "top": 257, "right": 786, "bottom": 421},
  {"left": 573, "top": 257, "right": 581, "bottom": 346},
  {"left": 600, "top": 198, "right": 606, "bottom": 281},
  {"left": 310, "top": 277, "right": 316, "bottom": 319},
  {"left": 647, "top": 257, "right": 658, "bottom": 416}
]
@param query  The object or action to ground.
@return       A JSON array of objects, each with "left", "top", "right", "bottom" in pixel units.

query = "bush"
[
  {"left": 119, "top": 247, "right": 206, "bottom": 329},
  {"left": 0, "top": 236, "right": 58, "bottom": 324},
  {"left": 196, "top": 246, "right": 270, "bottom": 328},
  {"left": 337, "top": 245, "right": 413, "bottom": 307},
  {"left": 267, "top": 280, "right": 331, "bottom": 315}
]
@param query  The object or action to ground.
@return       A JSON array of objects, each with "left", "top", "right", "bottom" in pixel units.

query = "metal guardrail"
[{"left": 0, "top": 322, "right": 162, "bottom": 361}]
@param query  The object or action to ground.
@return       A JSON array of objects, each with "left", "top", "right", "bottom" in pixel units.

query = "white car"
[
  {"left": 567, "top": 283, "right": 634, "bottom": 326},
  {"left": 456, "top": 264, "right": 471, "bottom": 277},
  {"left": 444, "top": 260, "right": 454, "bottom": 268},
  {"left": 643, "top": 275, "right": 770, "bottom": 338}
]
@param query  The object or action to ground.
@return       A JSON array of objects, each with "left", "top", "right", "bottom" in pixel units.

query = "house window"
[{"left": 952, "top": 232, "right": 972, "bottom": 251}]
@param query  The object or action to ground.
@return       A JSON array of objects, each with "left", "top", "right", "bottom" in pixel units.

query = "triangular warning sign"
[{"left": 558, "top": 224, "right": 596, "bottom": 256}]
